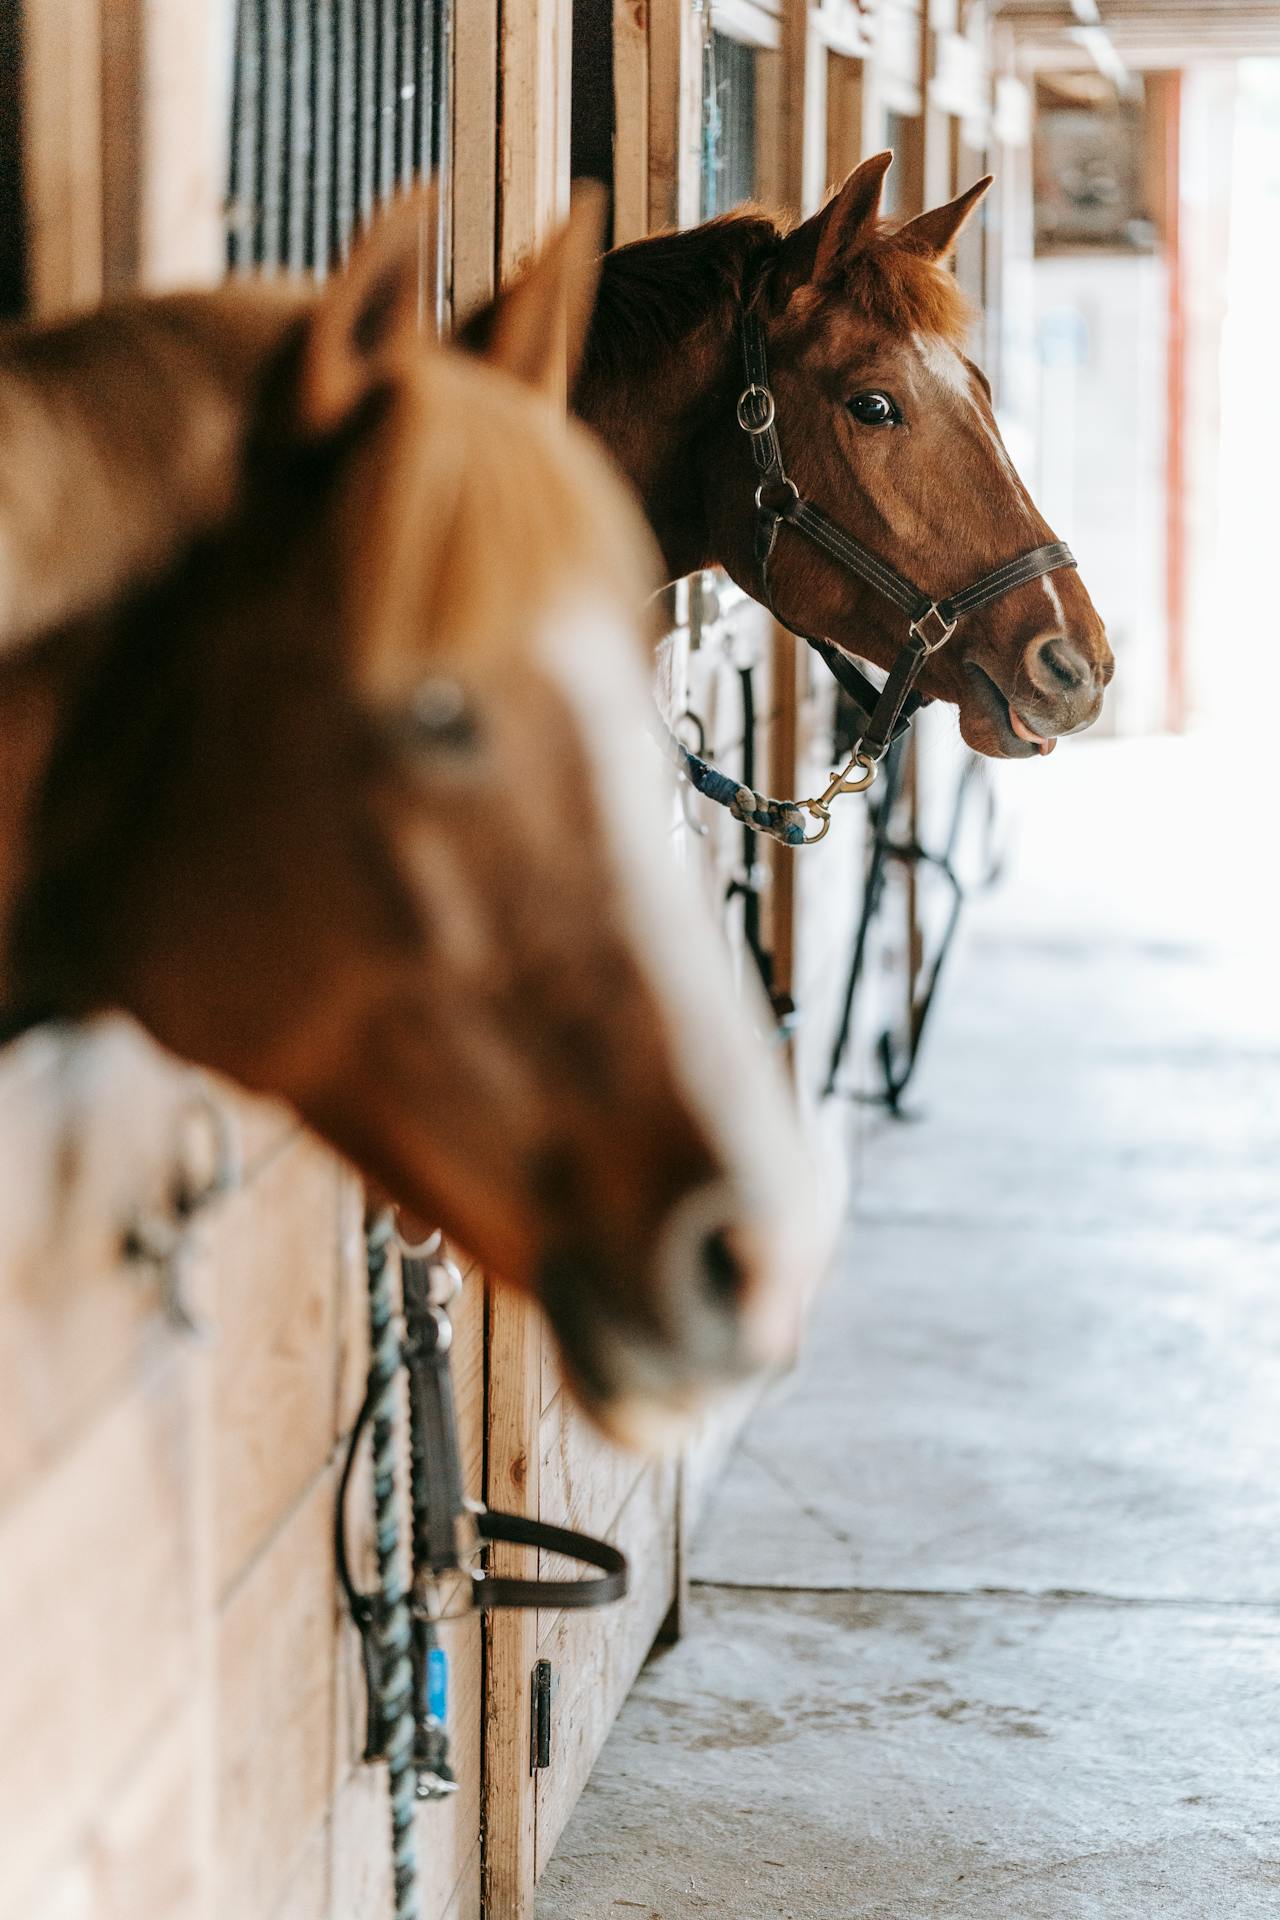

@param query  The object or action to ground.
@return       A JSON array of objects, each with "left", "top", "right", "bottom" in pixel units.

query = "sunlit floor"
[{"left": 536, "top": 730, "right": 1280, "bottom": 1918}]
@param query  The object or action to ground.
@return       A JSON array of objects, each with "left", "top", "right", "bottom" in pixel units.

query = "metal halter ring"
[
  {"left": 737, "top": 383, "right": 776, "bottom": 434},
  {"left": 754, "top": 476, "right": 800, "bottom": 516},
  {"left": 910, "top": 604, "right": 959, "bottom": 654}
]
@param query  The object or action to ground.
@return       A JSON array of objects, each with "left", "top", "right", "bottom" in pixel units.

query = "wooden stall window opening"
[{"left": 227, "top": 0, "right": 453, "bottom": 321}]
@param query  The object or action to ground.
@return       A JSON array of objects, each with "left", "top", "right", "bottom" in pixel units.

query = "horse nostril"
[
  {"left": 1035, "top": 635, "right": 1093, "bottom": 692},
  {"left": 700, "top": 1226, "right": 747, "bottom": 1313}
]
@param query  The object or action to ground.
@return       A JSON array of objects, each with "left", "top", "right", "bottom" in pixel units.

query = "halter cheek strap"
[{"left": 738, "top": 310, "right": 1077, "bottom": 830}]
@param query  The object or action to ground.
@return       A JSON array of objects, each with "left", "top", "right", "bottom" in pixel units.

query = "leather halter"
[{"left": 736, "top": 309, "right": 1077, "bottom": 817}]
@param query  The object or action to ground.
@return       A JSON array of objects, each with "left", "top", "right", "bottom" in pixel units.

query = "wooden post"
[
  {"left": 134, "top": 0, "right": 227, "bottom": 289},
  {"left": 453, "top": 0, "right": 499, "bottom": 313},
  {"left": 613, "top": 0, "right": 650, "bottom": 242},
  {"left": 481, "top": 1288, "right": 544, "bottom": 1920},
  {"left": 483, "top": 10, "right": 569, "bottom": 1912},
  {"left": 500, "top": 0, "right": 571, "bottom": 274},
  {"left": 648, "top": 0, "right": 700, "bottom": 229},
  {"left": 20, "top": 0, "right": 104, "bottom": 316},
  {"left": 1155, "top": 69, "right": 1187, "bottom": 734}
]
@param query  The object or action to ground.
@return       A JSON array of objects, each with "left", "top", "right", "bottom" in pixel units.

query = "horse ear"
[
  {"left": 784, "top": 151, "right": 893, "bottom": 285},
  {"left": 481, "top": 183, "right": 607, "bottom": 398},
  {"left": 296, "top": 189, "right": 436, "bottom": 438},
  {"left": 895, "top": 175, "right": 993, "bottom": 263}
]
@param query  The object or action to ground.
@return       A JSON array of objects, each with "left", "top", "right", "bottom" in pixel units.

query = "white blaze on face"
[
  {"left": 912, "top": 331, "right": 972, "bottom": 398},
  {"left": 1042, "top": 570, "right": 1066, "bottom": 635},
  {"left": 912, "top": 332, "right": 1037, "bottom": 528},
  {"left": 537, "top": 599, "right": 833, "bottom": 1401}
]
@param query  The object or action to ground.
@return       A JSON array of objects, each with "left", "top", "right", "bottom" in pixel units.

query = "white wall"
[{"left": 1030, "top": 251, "right": 1170, "bottom": 739}]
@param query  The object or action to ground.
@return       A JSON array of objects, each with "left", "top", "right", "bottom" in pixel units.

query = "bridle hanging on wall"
[{"left": 336, "top": 1212, "right": 627, "bottom": 1920}]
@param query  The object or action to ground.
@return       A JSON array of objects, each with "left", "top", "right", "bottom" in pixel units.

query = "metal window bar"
[
  {"left": 700, "top": 29, "right": 757, "bottom": 221},
  {"left": 228, "top": 0, "right": 451, "bottom": 306}
]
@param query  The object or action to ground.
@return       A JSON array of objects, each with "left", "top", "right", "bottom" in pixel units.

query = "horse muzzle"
[{"left": 535, "top": 1182, "right": 812, "bottom": 1450}]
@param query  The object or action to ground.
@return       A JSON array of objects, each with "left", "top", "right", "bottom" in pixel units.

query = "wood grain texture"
[
  {"left": 0, "top": 1022, "right": 297, "bottom": 1514},
  {"left": 647, "top": 0, "right": 701, "bottom": 229},
  {"left": 499, "top": 0, "right": 571, "bottom": 274},
  {"left": 0, "top": 1351, "right": 203, "bottom": 1918},
  {"left": 452, "top": 0, "right": 499, "bottom": 316},
  {"left": 133, "top": 0, "right": 227, "bottom": 289},
  {"left": 483, "top": 1285, "right": 543, "bottom": 1920},
  {"left": 327, "top": 1597, "right": 482, "bottom": 1920},
  {"left": 537, "top": 1386, "right": 647, "bottom": 1634},
  {"left": 23, "top": 1705, "right": 208, "bottom": 1920},
  {"left": 20, "top": 0, "right": 104, "bottom": 316},
  {"left": 215, "top": 1470, "right": 339, "bottom": 1920},
  {"left": 613, "top": 0, "right": 650, "bottom": 244},
  {"left": 0, "top": 1023, "right": 189, "bottom": 1506},
  {"left": 206, "top": 1135, "right": 343, "bottom": 1598},
  {"left": 533, "top": 1460, "right": 677, "bottom": 1875}
]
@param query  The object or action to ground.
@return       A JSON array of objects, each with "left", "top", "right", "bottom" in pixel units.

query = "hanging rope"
[
  {"left": 337, "top": 1214, "right": 629, "bottom": 1920},
  {"left": 361, "top": 1209, "right": 421, "bottom": 1920},
  {"left": 655, "top": 709, "right": 809, "bottom": 846}
]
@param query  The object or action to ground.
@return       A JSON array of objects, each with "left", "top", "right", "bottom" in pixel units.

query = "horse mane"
[
  {"left": 580, "top": 206, "right": 972, "bottom": 389},
  {"left": 581, "top": 211, "right": 781, "bottom": 387}
]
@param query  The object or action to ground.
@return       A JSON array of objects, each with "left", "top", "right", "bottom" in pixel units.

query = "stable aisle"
[{"left": 535, "top": 736, "right": 1280, "bottom": 1919}]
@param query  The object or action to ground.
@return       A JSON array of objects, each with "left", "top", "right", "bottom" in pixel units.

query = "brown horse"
[
  {"left": 570, "top": 152, "right": 1114, "bottom": 757},
  {"left": 0, "top": 200, "right": 826, "bottom": 1446}
]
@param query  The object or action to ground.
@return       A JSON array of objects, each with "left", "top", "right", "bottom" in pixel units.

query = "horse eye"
[
  {"left": 847, "top": 391, "right": 899, "bottom": 427},
  {"left": 400, "top": 678, "right": 482, "bottom": 756}
]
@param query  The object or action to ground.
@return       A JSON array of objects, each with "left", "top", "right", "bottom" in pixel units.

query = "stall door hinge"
[{"left": 530, "top": 1659, "right": 554, "bottom": 1773}]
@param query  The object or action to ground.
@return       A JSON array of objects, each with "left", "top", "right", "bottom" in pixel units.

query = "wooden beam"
[
  {"left": 613, "top": 0, "right": 650, "bottom": 242},
  {"left": 453, "top": 0, "right": 499, "bottom": 313},
  {"left": 648, "top": 0, "right": 701, "bottom": 228},
  {"left": 481, "top": 1289, "right": 542, "bottom": 1920},
  {"left": 1157, "top": 68, "right": 1187, "bottom": 733},
  {"left": 20, "top": 0, "right": 104, "bottom": 316},
  {"left": 500, "top": 0, "right": 572, "bottom": 274}
]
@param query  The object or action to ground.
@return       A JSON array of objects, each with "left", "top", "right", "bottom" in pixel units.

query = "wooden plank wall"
[
  {"left": 5, "top": 9, "right": 490, "bottom": 1920},
  {"left": 0, "top": 1020, "right": 487, "bottom": 1920},
  {"left": 2, "top": 7, "right": 1025, "bottom": 1920},
  {"left": 481, "top": 14, "right": 684, "bottom": 1915}
]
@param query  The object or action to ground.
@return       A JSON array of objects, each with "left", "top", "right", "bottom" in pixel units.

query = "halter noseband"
[{"left": 737, "top": 308, "right": 1077, "bottom": 839}]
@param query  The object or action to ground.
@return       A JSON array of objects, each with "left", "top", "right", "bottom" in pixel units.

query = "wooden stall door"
[
  {"left": 3, "top": 10, "right": 487, "bottom": 1920},
  {"left": 480, "top": 11, "right": 692, "bottom": 1918}
]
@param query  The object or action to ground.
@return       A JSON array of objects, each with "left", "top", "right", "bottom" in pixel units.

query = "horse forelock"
[
  {"left": 583, "top": 205, "right": 973, "bottom": 403},
  {"left": 782, "top": 227, "right": 974, "bottom": 353}
]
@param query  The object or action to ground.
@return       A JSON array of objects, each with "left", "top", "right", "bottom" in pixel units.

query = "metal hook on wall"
[{"left": 122, "top": 1081, "right": 242, "bottom": 1339}]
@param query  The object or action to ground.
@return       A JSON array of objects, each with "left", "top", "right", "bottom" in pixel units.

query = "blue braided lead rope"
[
  {"left": 655, "top": 714, "right": 808, "bottom": 847},
  {"left": 365, "top": 1210, "right": 420, "bottom": 1920}
]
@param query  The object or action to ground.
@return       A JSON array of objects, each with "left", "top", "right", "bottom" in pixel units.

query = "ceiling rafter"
[{"left": 994, "top": 0, "right": 1280, "bottom": 66}]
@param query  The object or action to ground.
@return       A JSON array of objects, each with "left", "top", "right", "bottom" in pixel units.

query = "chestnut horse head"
[
  {"left": 0, "top": 200, "right": 827, "bottom": 1446},
  {"left": 576, "top": 153, "right": 1114, "bottom": 758}
]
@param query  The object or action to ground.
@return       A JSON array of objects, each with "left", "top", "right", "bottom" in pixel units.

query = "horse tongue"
[{"left": 1008, "top": 703, "right": 1056, "bottom": 755}]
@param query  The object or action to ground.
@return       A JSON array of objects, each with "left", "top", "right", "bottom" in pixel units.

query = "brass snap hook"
[{"left": 800, "top": 750, "right": 878, "bottom": 842}]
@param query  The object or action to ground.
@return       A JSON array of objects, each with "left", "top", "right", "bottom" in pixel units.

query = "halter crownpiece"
[{"left": 737, "top": 308, "right": 1077, "bottom": 831}]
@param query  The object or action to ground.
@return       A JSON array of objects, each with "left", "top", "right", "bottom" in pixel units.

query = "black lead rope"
[{"left": 336, "top": 1215, "right": 627, "bottom": 1909}]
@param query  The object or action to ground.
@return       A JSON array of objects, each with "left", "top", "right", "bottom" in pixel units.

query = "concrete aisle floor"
[{"left": 535, "top": 736, "right": 1280, "bottom": 1919}]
